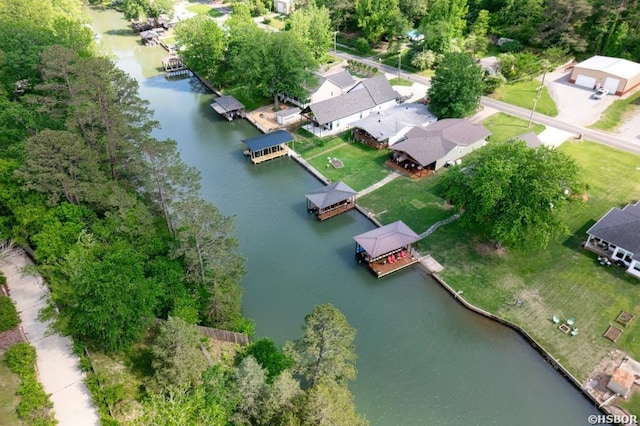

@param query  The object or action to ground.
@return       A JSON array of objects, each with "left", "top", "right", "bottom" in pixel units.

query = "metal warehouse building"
[{"left": 570, "top": 55, "right": 640, "bottom": 95}]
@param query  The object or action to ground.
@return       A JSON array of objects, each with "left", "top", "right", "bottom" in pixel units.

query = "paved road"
[{"left": 333, "top": 50, "right": 640, "bottom": 155}]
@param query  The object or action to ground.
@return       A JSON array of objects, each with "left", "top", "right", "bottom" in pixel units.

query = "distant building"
[
  {"left": 570, "top": 56, "right": 640, "bottom": 95},
  {"left": 274, "top": 0, "right": 295, "bottom": 15}
]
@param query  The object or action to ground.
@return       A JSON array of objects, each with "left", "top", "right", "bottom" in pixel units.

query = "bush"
[
  {"left": 482, "top": 72, "right": 506, "bottom": 94},
  {"left": 354, "top": 38, "right": 370, "bottom": 54},
  {"left": 500, "top": 40, "right": 523, "bottom": 53},
  {"left": 0, "top": 295, "right": 19, "bottom": 332},
  {"left": 262, "top": 17, "right": 271, "bottom": 24},
  {"left": 5, "top": 342, "right": 36, "bottom": 375}
]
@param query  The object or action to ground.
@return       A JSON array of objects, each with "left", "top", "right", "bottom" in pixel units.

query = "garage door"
[
  {"left": 604, "top": 77, "right": 620, "bottom": 93},
  {"left": 574, "top": 74, "right": 596, "bottom": 89}
]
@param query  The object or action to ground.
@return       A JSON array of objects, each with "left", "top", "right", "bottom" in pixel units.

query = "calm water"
[{"left": 90, "top": 8, "right": 603, "bottom": 425}]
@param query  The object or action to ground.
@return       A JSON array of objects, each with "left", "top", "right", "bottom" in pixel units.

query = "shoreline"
[{"left": 197, "top": 72, "right": 611, "bottom": 417}]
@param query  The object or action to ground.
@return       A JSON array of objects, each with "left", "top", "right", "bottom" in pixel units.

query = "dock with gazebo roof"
[
  {"left": 242, "top": 130, "right": 293, "bottom": 164},
  {"left": 211, "top": 95, "right": 246, "bottom": 121},
  {"left": 162, "top": 55, "right": 188, "bottom": 76},
  {"left": 306, "top": 181, "right": 357, "bottom": 221},
  {"left": 354, "top": 220, "right": 420, "bottom": 277}
]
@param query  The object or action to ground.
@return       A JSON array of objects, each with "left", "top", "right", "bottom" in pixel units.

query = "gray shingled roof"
[
  {"left": 587, "top": 202, "right": 640, "bottom": 258},
  {"left": 242, "top": 130, "right": 293, "bottom": 151},
  {"left": 211, "top": 95, "right": 245, "bottom": 114},
  {"left": 352, "top": 103, "right": 437, "bottom": 142},
  {"left": 275, "top": 107, "right": 301, "bottom": 118},
  {"left": 354, "top": 221, "right": 420, "bottom": 258},
  {"left": 306, "top": 181, "right": 357, "bottom": 209},
  {"left": 512, "top": 131, "right": 541, "bottom": 148},
  {"left": 306, "top": 76, "right": 396, "bottom": 125},
  {"left": 391, "top": 119, "right": 491, "bottom": 166},
  {"left": 325, "top": 70, "right": 355, "bottom": 89}
]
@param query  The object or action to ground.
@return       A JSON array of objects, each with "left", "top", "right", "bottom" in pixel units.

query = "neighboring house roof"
[
  {"left": 306, "top": 181, "right": 357, "bottom": 209},
  {"left": 512, "top": 131, "right": 541, "bottom": 148},
  {"left": 211, "top": 95, "right": 245, "bottom": 114},
  {"left": 324, "top": 70, "right": 356, "bottom": 90},
  {"left": 140, "top": 30, "right": 160, "bottom": 39},
  {"left": 352, "top": 103, "right": 437, "bottom": 142},
  {"left": 391, "top": 119, "right": 491, "bottom": 166},
  {"left": 305, "top": 75, "right": 396, "bottom": 125},
  {"left": 607, "top": 368, "right": 635, "bottom": 397},
  {"left": 275, "top": 107, "right": 301, "bottom": 118},
  {"left": 587, "top": 201, "right": 640, "bottom": 258},
  {"left": 242, "top": 130, "right": 293, "bottom": 151},
  {"left": 575, "top": 56, "right": 640, "bottom": 80},
  {"left": 479, "top": 56, "right": 499, "bottom": 75},
  {"left": 354, "top": 221, "right": 420, "bottom": 258}
]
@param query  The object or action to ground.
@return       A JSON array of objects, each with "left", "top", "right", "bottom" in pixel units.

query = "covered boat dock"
[
  {"left": 354, "top": 220, "right": 420, "bottom": 277},
  {"left": 211, "top": 95, "right": 246, "bottom": 121},
  {"left": 306, "top": 181, "right": 357, "bottom": 221},
  {"left": 242, "top": 130, "right": 293, "bottom": 164}
]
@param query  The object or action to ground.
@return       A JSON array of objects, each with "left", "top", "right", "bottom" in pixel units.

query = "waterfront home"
[
  {"left": 585, "top": 201, "right": 640, "bottom": 278},
  {"left": 389, "top": 119, "right": 491, "bottom": 178},
  {"left": 352, "top": 103, "right": 437, "bottom": 149},
  {"left": 280, "top": 70, "right": 356, "bottom": 108},
  {"left": 211, "top": 95, "right": 246, "bottom": 121},
  {"left": 242, "top": 130, "right": 293, "bottom": 164},
  {"left": 301, "top": 75, "right": 399, "bottom": 137},
  {"left": 354, "top": 220, "right": 420, "bottom": 277},
  {"left": 306, "top": 181, "right": 357, "bottom": 221}
]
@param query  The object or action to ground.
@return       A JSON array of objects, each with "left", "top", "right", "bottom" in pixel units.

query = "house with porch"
[
  {"left": 351, "top": 103, "right": 437, "bottom": 149},
  {"left": 301, "top": 75, "right": 399, "bottom": 137},
  {"left": 585, "top": 201, "right": 640, "bottom": 278},
  {"left": 388, "top": 119, "right": 491, "bottom": 178}
]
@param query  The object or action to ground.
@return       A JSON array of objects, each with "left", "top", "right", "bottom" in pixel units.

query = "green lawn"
[
  {"left": 358, "top": 174, "right": 455, "bottom": 234},
  {"left": 389, "top": 77, "right": 413, "bottom": 86},
  {"left": 0, "top": 351, "right": 24, "bottom": 426},
  {"left": 591, "top": 91, "right": 640, "bottom": 131},
  {"left": 293, "top": 131, "right": 349, "bottom": 158},
  {"left": 306, "top": 142, "right": 391, "bottom": 191},
  {"left": 186, "top": 4, "right": 223, "bottom": 17},
  {"left": 482, "top": 112, "right": 545, "bottom": 143},
  {"left": 490, "top": 80, "right": 559, "bottom": 117},
  {"left": 265, "top": 17, "right": 286, "bottom": 30},
  {"left": 417, "top": 140, "right": 640, "bottom": 381}
]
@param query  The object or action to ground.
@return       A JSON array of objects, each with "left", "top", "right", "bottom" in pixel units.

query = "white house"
[
  {"left": 301, "top": 75, "right": 399, "bottom": 137},
  {"left": 274, "top": 0, "right": 295, "bottom": 15},
  {"left": 585, "top": 201, "right": 640, "bottom": 278},
  {"left": 280, "top": 70, "right": 356, "bottom": 108}
]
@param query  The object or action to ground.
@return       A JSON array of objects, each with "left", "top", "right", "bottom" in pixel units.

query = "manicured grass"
[
  {"left": 293, "top": 132, "right": 349, "bottom": 158},
  {"left": 389, "top": 77, "right": 413, "bottom": 86},
  {"left": 621, "top": 392, "right": 640, "bottom": 418},
  {"left": 0, "top": 351, "right": 23, "bottom": 426},
  {"left": 222, "top": 86, "right": 270, "bottom": 112},
  {"left": 590, "top": 91, "right": 640, "bottom": 131},
  {"left": 306, "top": 142, "right": 391, "bottom": 191},
  {"left": 418, "top": 140, "right": 640, "bottom": 381},
  {"left": 186, "top": 4, "right": 223, "bottom": 17},
  {"left": 379, "top": 50, "right": 419, "bottom": 73},
  {"left": 265, "top": 17, "right": 286, "bottom": 30},
  {"left": 490, "top": 80, "right": 559, "bottom": 117},
  {"left": 358, "top": 174, "right": 455, "bottom": 234},
  {"left": 482, "top": 112, "right": 545, "bottom": 143}
]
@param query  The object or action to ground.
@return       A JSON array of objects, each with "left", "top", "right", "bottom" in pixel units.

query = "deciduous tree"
[
  {"left": 427, "top": 52, "right": 483, "bottom": 118},
  {"left": 442, "top": 140, "right": 583, "bottom": 250},
  {"left": 175, "top": 15, "right": 225, "bottom": 83},
  {"left": 288, "top": 3, "right": 333, "bottom": 60},
  {"left": 301, "top": 381, "right": 368, "bottom": 426}
]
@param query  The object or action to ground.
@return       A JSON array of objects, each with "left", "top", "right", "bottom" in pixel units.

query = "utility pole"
[
  {"left": 397, "top": 50, "right": 402, "bottom": 80},
  {"left": 333, "top": 31, "right": 339, "bottom": 52},
  {"left": 528, "top": 64, "right": 548, "bottom": 128}
]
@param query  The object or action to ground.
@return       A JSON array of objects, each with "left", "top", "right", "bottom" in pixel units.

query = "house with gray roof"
[
  {"left": 301, "top": 75, "right": 399, "bottom": 137},
  {"left": 389, "top": 119, "right": 491, "bottom": 178},
  {"left": 352, "top": 103, "right": 437, "bottom": 149},
  {"left": 280, "top": 70, "right": 356, "bottom": 108},
  {"left": 511, "top": 131, "right": 542, "bottom": 148},
  {"left": 585, "top": 201, "right": 640, "bottom": 278}
]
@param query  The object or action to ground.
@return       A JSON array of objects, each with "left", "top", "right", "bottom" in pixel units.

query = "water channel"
[{"left": 90, "top": 7, "right": 603, "bottom": 425}]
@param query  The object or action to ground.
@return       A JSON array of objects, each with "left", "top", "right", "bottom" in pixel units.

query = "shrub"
[
  {"left": 482, "top": 72, "right": 506, "bottom": 94},
  {"left": 5, "top": 342, "right": 36, "bottom": 375},
  {"left": 262, "top": 17, "right": 271, "bottom": 24},
  {"left": 500, "top": 40, "right": 523, "bottom": 53},
  {"left": 411, "top": 50, "right": 437, "bottom": 70},
  {"left": 354, "top": 38, "right": 370, "bottom": 54},
  {"left": 0, "top": 295, "right": 19, "bottom": 332}
]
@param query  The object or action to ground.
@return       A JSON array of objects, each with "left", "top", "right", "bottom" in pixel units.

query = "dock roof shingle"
[
  {"left": 354, "top": 221, "right": 420, "bottom": 258},
  {"left": 306, "top": 181, "right": 357, "bottom": 209}
]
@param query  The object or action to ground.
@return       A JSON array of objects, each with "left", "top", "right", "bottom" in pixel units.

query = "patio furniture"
[
  {"left": 566, "top": 317, "right": 575, "bottom": 327},
  {"left": 552, "top": 316, "right": 560, "bottom": 324}
]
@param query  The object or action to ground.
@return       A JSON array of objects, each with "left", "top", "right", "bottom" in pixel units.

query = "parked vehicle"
[{"left": 593, "top": 87, "right": 609, "bottom": 99}]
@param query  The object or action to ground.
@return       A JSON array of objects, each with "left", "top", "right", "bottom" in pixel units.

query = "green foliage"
[
  {"left": 151, "top": 317, "right": 208, "bottom": 390},
  {"left": 284, "top": 304, "right": 357, "bottom": 387},
  {"left": 427, "top": 52, "right": 483, "bottom": 118},
  {"left": 243, "top": 338, "right": 293, "bottom": 382},
  {"left": 136, "top": 385, "right": 229, "bottom": 425},
  {"left": 442, "top": 141, "right": 583, "bottom": 250},
  {"left": 410, "top": 49, "right": 437, "bottom": 70},
  {"left": 301, "top": 381, "right": 368, "bottom": 426},
  {"left": 0, "top": 296, "right": 19, "bottom": 332},
  {"left": 175, "top": 15, "right": 225, "bottom": 83},
  {"left": 4, "top": 343, "right": 56, "bottom": 425},
  {"left": 481, "top": 71, "right": 506, "bottom": 94},
  {"left": 355, "top": 0, "right": 408, "bottom": 43},
  {"left": 288, "top": 3, "right": 333, "bottom": 60}
]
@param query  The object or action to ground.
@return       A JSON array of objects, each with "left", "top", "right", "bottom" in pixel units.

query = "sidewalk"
[{"left": 1, "top": 251, "right": 100, "bottom": 426}]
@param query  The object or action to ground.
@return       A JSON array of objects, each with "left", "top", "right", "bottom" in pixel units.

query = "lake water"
[{"left": 89, "top": 7, "right": 603, "bottom": 425}]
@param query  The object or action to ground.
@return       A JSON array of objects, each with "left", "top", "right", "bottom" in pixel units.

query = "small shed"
[
  {"left": 607, "top": 367, "right": 635, "bottom": 398},
  {"left": 140, "top": 30, "right": 160, "bottom": 46},
  {"left": 354, "top": 220, "right": 420, "bottom": 277},
  {"left": 242, "top": 130, "right": 293, "bottom": 164},
  {"left": 306, "top": 181, "right": 357, "bottom": 221},
  {"left": 570, "top": 56, "right": 640, "bottom": 95},
  {"left": 274, "top": 0, "right": 295, "bottom": 14},
  {"left": 276, "top": 107, "right": 301, "bottom": 125},
  {"left": 211, "top": 96, "right": 246, "bottom": 121}
]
